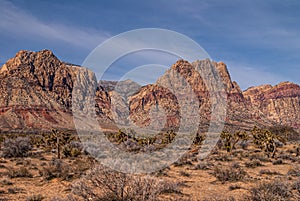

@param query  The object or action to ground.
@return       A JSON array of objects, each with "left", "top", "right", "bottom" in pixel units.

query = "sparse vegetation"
[
  {"left": 212, "top": 163, "right": 247, "bottom": 183},
  {"left": 62, "top": 141, "right": 83, "bottom": 157},
  {"left": 246, "top": 180, "right": 292, "bottom": 201},
  {"left": 6, "top": 166, "right": 32, "bottom": 178},
  {"left": 0, "top": 125, "right": 299, "bottom": 201},
  {"left": 39, "top": 159, "right": 71, "bottom": 180},
  {"left": 26, "top": 194, "right": 44, "bottom": 201},
  {"left": 251, "top": 126, "right": 286, "bottom": 158},
  {"left": 245, "top": 159, "right": 263, "bottom": 168},
  {"left": 220, "top": 130, "right": 248, "bottom": 152},
  {"left": 71, "top": 165, "right": 182, "bottom": 201},
  {"left": 1, "top": 137, "right": 32, "bottom": 158}
]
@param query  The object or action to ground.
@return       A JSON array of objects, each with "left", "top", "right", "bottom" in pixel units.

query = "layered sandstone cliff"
[{"left": 0, "top": 50, "right": 299, "bottom": 134}]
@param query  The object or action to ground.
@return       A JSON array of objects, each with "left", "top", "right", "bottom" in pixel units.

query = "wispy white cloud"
[
  {"left": 174, "top": 0, "right": 300, "bottom": 52},
  {"left": 0, "top": 0, "right": 110, "bottom": 49}
]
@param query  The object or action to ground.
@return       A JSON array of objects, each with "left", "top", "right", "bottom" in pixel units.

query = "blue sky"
[{"left": 0, "top": 0, "right": 299, "bottom": 89}]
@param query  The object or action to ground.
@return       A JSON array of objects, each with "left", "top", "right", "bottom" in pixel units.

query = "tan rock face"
[
  {"left": 0, "top": 50, "right": 299, "bottom": 134},
  {"left": 244, "top": 82, "right": 300, "bottom": 130},
  {"left": 0, "top": 50, "right": 111, "bottom": 132}
]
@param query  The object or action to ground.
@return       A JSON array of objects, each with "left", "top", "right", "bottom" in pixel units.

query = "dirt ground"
[{"left": 1, "top": 141, "right": 300, "bottom": 201}]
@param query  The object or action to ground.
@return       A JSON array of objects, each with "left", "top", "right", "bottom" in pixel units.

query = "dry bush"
[
  {"left": 293, "top": 179, "right": 300, "bottom": 194},
  {"left": 7, "top": 187, "right": 24, "bottom": 194},
  {"left": 245, "top": 180, "right": 292, "bottom": 201},
  {"left": 272, "top": 159, "right": 284, "bottom": 165},
  {"left": 210, "top": 152, "right": 232, "bottom": 162},
  {"left": 71, "top": 165, "right": 182, "bottom": 201},
  {"left": 179, "top": 170, "right": 190, "bottom": 177},
  {"left": 204, "top": 197, "right": 235, "bottom": 201},
  {"left": 277, "top": 153, "right": 297, "bottom": 162},
  {"left": 39, "top": 159, "right": 71, "bottom": 180},
  {"left": 228, "top": 184, "right": 242, "bottom": 191},
  {"left": 249, "top": 153, "right": 271, "bottom": 162},
  {"left": 287, "top": 166, "right": 300, "bottom": 177},
  {"left": 194, "top": 161, "right": 214, "bottom": 170},
  {"left": 0, "top": 179, "right": 13, "bottom": 186},
  {"left": 1, "top": 137, "right": 32, "bottom": 158},
  {"left": 6, "top": 167, "right": 32, "bottom": 178},
  {"left": 259, "top": 169, "right": 281, "bottom": 176},
  {"left": 245, "top": 159, "right": 263, "bottom": 168},
  {"left": 212, "top": 163, "right": 246, "bottom": 183},
  {"left": 26, "top": 194, "right": 44, "bottom": 201},
  {"left": 173, "top": 153, "right": 193, "bottom": 167}
]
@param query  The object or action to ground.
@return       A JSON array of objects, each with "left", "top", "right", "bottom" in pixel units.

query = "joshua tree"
[
  {"left": 220, "top": 130, "right": 249, "bottom": 152},
  {"left": 251, "top": 126, "right": 286, "bottom": 158},
  {"left": 50, "top": 129, "right": 73, "bottom": 159}
]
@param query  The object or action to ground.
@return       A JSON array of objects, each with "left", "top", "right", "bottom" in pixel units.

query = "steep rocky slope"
[
  {"left": 0, "top": 50, "right": 111, "bottom": 132},
  {"left": 0, "top": 50, "right": 299, "bottom": 134},
  {"left": 244, "top": 82, "right": 300, "bottom": 131}
]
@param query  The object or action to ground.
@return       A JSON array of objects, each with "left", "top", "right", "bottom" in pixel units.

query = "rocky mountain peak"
[
  {"left": 0, "top": 49, "right": 299, "bottom": 134},
  {"left": 1, "top": 49, "right": 61, "bottom": 74}
]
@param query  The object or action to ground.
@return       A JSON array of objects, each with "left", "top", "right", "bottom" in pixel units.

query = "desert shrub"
[
  {"left": 71, "top": 165, "right": 182, "bottom": 201},
  {"left": 228, "top": 184, "right": 242, "bottom": 191},
  {"left": 0, "top": 179, "right": 13, "bottom": 185},
  {"left": 259, "top": 169, "right": 280, "bottom": 175},
  {"left": 212, "top": 163, "right": 246, "bottom": 183},
  {"left": 249, "top": 153, "right": 271, "bottom": 162},
  {"left": 39, "top": 159, "right": 70, "bottom": 180},
  {"left": 204, "top": 197, "right": 235, "bottom": 201},
  {"left": 62, "top": 141, "right": 83, "bottom": 157},
  {"left": 173, "top": 154, "right": 193, "bottom": 167},
  {"left": 245, "top": 180, "right": 291, "bottom": 201},
  {"left": 7, "top": 167, "right": 32, "bottom": 178},
  {"left": 272, "top": 159, "right": 284, "bottom": 165},
  {"left": 151, "top": 167, "right": 170, "bottom": 177},
  {"left": 211, "top": 152, "right": 232, "bottom": 162},
  {"left": 2, "top": 137, "right": 32, "bottom": 158},
  {"left": 179, "top": 171, "right": 190, "bottom": 177},
  {"left": 277, "top": 153, "right": 297, "bottom": 162},
  {"left": 293, "top": 179, "right": 300, "bottom": 194},
  {"left": 7, "top": 187, "right": 24, "bottom": 194},
  {"left": 287, "top": 166, "right": 300, "bottom": 177},
  {"left": 194, "top": 161, "right": 214, "bottom": 170},
  {"left": 26, "top": 194, "right": 44, "bottom": 201},
  {"left": 245, "top": 159, "right": 263, "bottom": 168}
]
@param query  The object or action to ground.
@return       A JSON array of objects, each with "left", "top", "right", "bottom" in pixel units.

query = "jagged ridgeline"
[{"left": 0, "top": 50, "right": 299, "bottom": 138}]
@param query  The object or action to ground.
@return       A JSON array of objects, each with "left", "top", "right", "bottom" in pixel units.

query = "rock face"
[
  {"left": 0, "top": 50, "right": 111, "bottom": 132},
  {"left": 0, "top": 50, "right": 299, "bottom": 134},
  {"left": 244, "top": 82, "right": 300, "bottom": 130}
]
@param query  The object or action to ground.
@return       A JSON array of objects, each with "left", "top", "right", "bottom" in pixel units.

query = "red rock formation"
[
  {"left": 244, "top": 82, "right": 300, "bottom": 130},
  {"left": 0, "top": 50, "right": 299, "bottom": 134}
]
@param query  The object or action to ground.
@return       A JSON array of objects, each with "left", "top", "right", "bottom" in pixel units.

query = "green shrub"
[{"left": 62, "top": 141, "right": 82, "bottom": 157}]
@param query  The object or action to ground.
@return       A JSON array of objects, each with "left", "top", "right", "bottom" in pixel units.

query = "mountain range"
[{"left": 0, "top": 50, "right": 299, "bottom": 135}]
